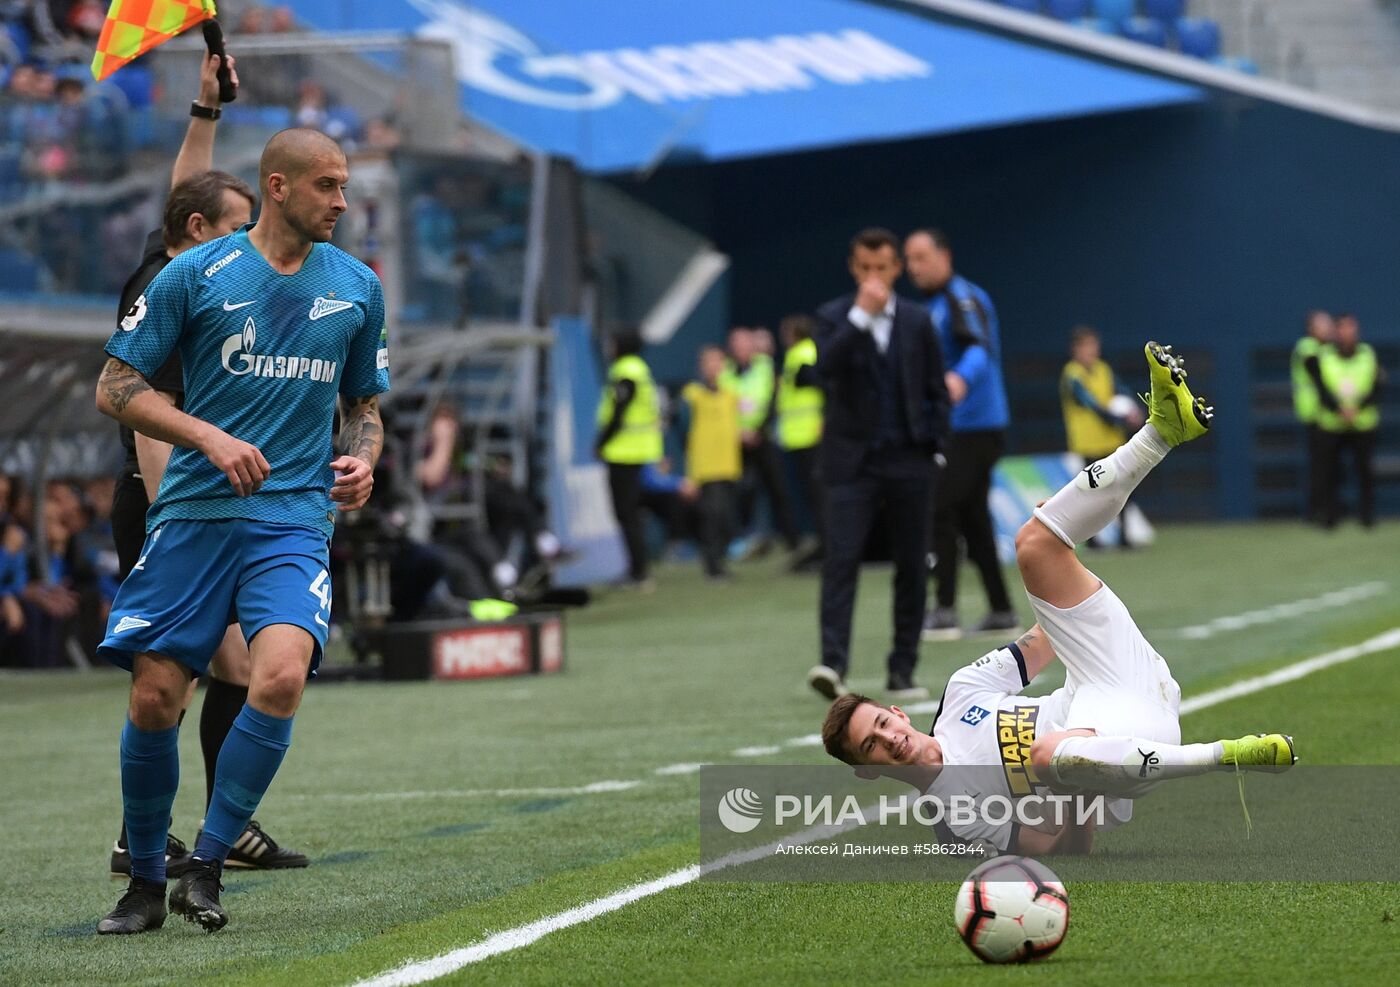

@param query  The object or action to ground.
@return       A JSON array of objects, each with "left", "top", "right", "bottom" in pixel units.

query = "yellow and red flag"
[{"left": 91, "top": 0, "right": 217, "bottom": 82}]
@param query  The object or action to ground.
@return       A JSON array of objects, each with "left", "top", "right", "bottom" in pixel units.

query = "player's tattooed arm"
[
  {"left": 97, "top": 357, "right": 153, "bottom": 414},
  {"left": 338, "top": 394, "right": 384, "bottom": 468},
  {"left": 1013, "top": 624, "right": 1059, "bottom": 684},
  {"left": 331, "top": 395, "right": 382, "bottom": 511}
]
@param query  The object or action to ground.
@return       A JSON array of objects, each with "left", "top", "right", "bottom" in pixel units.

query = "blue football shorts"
[{"left": 98, "top": 519, "right": 333, "bottom": 677}]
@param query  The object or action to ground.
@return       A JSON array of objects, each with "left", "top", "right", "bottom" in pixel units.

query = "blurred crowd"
[{"left": 0, "top": 470, "right": 120, "bottom": 667}]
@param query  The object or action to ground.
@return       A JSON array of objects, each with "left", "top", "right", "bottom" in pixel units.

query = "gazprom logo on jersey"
[
  {"left": 221, "top": 317, "right": 337, "bottom": 383},
  {"left": 407, "top": 0, "right": 930, "bottom": 110}
]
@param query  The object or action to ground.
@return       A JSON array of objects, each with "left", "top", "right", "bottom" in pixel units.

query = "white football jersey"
[{"left": 923, "top": 643, "right": 1073, "bottom": 851}]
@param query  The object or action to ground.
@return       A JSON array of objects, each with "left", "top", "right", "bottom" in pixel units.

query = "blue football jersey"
[{"left": 104, "top": 226, "right": 390, "bottom": 537}]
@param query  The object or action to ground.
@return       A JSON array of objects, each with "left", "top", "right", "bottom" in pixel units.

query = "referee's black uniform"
[{"left": 110, "top": 230, "right": 184, "bottom": 579}]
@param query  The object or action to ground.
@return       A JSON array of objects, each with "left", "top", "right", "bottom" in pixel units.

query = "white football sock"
[
  {"left": 1033, "top": 425, "right": 1170, "bottom": 548},
  {"left": 1049, "top": 734, "right": 1223, "bottom": 797}
]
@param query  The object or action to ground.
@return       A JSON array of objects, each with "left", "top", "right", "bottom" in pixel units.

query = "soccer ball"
[{"left": 953, "top": 856, "right": 1069, "bottom": 963}]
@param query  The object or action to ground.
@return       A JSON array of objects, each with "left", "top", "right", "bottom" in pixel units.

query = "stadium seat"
[
  {"left": 108, "top": 65, "right": 153, "bottom": 109},
  {"left": 1074, "top": 16, "right": 1116, "bottom": 35},
  {"left": 1045, "top": 0, "right": 1089, "bottom": 20},
  {"left": 1212, "top": 54, "right": 1259, "bottom": 75},
  {"left": 1091, "top": 0, "right": 1135, "bottom": 25},
  {"left": 1120, "top": 16, "right": 1168, "bottom": 47},
  {"left": 1176, "top": 17, "right": 1222, "bottom": 59},
  {"left": 1000, "top": 0, "right": 1041, "bottom": 13},
  {"left": 1142, "top": 0, "right": 1186, "bottom": 20},
  {"left": 0, "top": 248, "right": 40, "bottom": 292}
]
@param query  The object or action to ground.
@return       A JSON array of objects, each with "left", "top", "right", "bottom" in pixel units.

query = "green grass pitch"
[{"left": 1, "top": 520, "right": 1397, "bottom": 985}]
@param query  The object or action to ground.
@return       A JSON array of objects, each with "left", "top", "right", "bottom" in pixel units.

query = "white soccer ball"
[
  {"left": 953, "top": 856, "right": 1069, "bottom": 963},
  {"left": 1107, "top": 394, "right": 1138, "bottom": 420}
]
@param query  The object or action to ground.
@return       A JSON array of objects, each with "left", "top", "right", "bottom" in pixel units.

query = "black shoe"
[
  {"left": 169, "top": 858, "right": 228, "bottom": 933},
  {"left": 110, "top": 832, "right": 194, "bottom": 880},
  {"left": 921, "top": 606, "right": 961, "bottom": 641},
  {"left": 968, "top": 610, "right": 1020, "bottom": 636},
  {"left": 885, "top": 675, "right": 929, "bottom": 701},
  {"left": 97, "top": 878, "right": 167, "bottom": 935},
  {"left": 223, "top": 819, "right": 310, "bottom": 870},
  {"left": 806, "top": 664, "right": 848, "bottom": 701}
]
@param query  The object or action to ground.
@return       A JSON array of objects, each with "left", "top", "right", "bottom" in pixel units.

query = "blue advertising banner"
[
  {"left": 286, "top": 0, "right": 1201, "bottom": 172},
  {"left": 546, "top": 316, "right": 628, "bottom": 586}
]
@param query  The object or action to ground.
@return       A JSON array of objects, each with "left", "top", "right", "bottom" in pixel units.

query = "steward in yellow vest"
[
  {"left": 1312, "top": 315, "right": 1384, "bottom": 529},
  {"left": 1060, "top": 327, "right": 1135, "bottom": 459},
  {"left": 1292, "top": 310, "right": 1335, "bottom": 523},
  {"left": 777, "top": 335, "right": 824, "bottom": 451},
  {"left": 682, "top": 345, "right": 742, "bottom": 577},
  {"left": 596, "top": 350, "right": 663, "bottom": 465},
  {"left": 596, "top": 331, "right": 662, "bottom": 583}
]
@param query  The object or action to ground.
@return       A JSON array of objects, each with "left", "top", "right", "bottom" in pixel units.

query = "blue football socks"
[
  {"left": 194, "top": 704, "right": 293, "bottom": 863},
  {"left": 120, "top": 719, "right": 180, "bottom": 884}
]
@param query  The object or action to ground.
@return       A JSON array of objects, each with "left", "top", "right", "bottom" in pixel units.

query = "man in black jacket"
[{"left": 807, "top": 228, "right": 949, "bottom": 701}]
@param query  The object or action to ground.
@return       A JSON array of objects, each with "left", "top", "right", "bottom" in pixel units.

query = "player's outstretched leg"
[
  {"left": 1033, "top": 340, "right": 1212, "bottom": 551},
  {"left": 1036, "top": 731, "right": 1297, "bottom": 797}
]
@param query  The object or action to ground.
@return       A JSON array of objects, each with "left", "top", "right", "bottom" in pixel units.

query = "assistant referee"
[{"left": 105, "top": 50, "right": 306, "bottom": 878}]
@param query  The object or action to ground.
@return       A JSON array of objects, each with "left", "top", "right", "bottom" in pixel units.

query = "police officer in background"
[
  {"left": 775, "top": 313, "right": 825, "bottom": 571},
  {"left": 596, "top": 330, "right": 664, "bottom": 588},
  {"left": 722, "top": 327, "right": 799, "bottom": 556},
  {"left": 1313, "top": 314, "right": 1384, "bottom": 528},
  {"left": 904, "top": 229, "right": 1016, "bottom": 640},
  {"left": 1291, "top": 310, "right": 1335, "bottom": 523}
]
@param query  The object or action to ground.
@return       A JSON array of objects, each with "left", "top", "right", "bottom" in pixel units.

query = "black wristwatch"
[{"left": 190, "top": 101, "right": 222, "bottom": 120}]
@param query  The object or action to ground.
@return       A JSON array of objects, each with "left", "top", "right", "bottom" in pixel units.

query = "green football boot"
[
  {"left": 1143, "top": 341, "right": 1213, "bottom": 447},
  {"left": 1220, "top": 733, "right": 1297, "bottom": 772}
]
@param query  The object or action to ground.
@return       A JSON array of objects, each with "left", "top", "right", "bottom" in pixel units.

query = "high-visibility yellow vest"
[
  {"left": 719, "top": 354, "right": 775, "bottom": 432},
  {"left": 776, "top": 338, "right": 823, "bottom": 451},
  {"left": 597, "top": 354, "right": 663, "bottom": 464},
  {"left": 682, "top": 382, "right": 741, "bottom": 483},
  {"left": 1316, "top": 343, "right": 1380, "bottom": 433},
  {"left": 1060, "top": 359, "right": 1124, "bottom": 457},
  {"left": 1291, "top": 335, "right": 1322, "bottom": 425}
]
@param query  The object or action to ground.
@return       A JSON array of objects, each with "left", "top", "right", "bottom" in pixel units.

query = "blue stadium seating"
[
  {"left": 1120, "top": 16, "right": 1169, "bottom": 47},
  {"left": 1091, "top": 0, "right": 1135, "bottom": 25},
  {"left": 1000, "top": 0, "right": 1041, "bottom": 13},
  {"left": 1176, "top": 16, "right": 1222, "bottom": 59},
  {"left": 1045, "top": 0, "right": 1089, "bottom": 20},
  {"left": 1074, "top": 16, "right": 1117, "bottom": 35},
  {"left": 1142, "top": 0, "right": 1187, "bottom": 20}
]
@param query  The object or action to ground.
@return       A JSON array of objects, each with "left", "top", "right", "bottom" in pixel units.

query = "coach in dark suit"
[{"left": 807, "top": 228, "right": 949, "bottom": 702}]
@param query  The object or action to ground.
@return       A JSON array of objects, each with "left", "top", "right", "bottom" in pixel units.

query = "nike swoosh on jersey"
[{"left": 223, "top": 300, "right": 256, "bottom": 311}]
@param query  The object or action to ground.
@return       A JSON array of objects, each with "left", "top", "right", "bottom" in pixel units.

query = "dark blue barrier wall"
[{"left": 612, "top": 96, "right": 1400, "bottom": 520}]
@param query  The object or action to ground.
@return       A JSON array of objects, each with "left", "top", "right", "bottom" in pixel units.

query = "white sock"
[
  {"left": 1050, "top": 734, "right": 1223, "bottom": 797},
  {"left": 1033, "top": 425, "right": 1171, "bottom": 548}
]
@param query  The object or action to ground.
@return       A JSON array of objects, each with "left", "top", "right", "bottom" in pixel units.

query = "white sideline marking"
[
  {"left": 732, "top": 745, "right": 782, "bottom": 757},
  {"left": 653, "top": 762, "right": 704, "bottom": 776},
  {"left": 1168, "top": 581, "right": 1387, "bottom": 640},
  {"left": 351, "top": 805, "right": 878, "bottom": 987},
  {"left": 289, "top": 781, "right": 640, "bottom": 803},
  {"left": 346, "top": 626, "right": 1400, "bottom": 986},
  {"left": 1177, "top": 626, "right": 1400, "bottom": 715},
  {"left": 784, "top": 734, "right": 823, "bottom": 747}
]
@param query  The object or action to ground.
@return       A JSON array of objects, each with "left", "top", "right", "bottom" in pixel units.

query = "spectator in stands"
[
  {"left": 61, "top": 0, "right": 105, "bottom": 40},
  {"left": 0, "top": 473, "right": 28, "bottom": 665},
  {"left": 19, "top": 484, "right": 85, "bottom": 666},
  {"left": 905, "top": 228, "right": 1016, "bottom": 640},
  {"left": 1314, "top": 314, "right": 1384, "bottom": 529},
  {"left": 722, "top": 326, "right": 799, "bottom": 558},
  {"left": 774, "top": 313, "right": 825, "bottom": 572},
  {"left": 1059, "top": 325, "right": 1145, "bottom": 547},
  {"left": 1291, "top": 310, "right": 1335, "bottom": 524},
  {"left": 681, "top": 345, "right": 742, "bottom": 579},
  {"left": 596, "top": 329, "right": 664, "bottom": 589}
]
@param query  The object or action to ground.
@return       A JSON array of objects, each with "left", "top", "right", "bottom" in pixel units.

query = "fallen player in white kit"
[{"left": 821, "top": 342, "right": 1296, "bottom": 855}]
